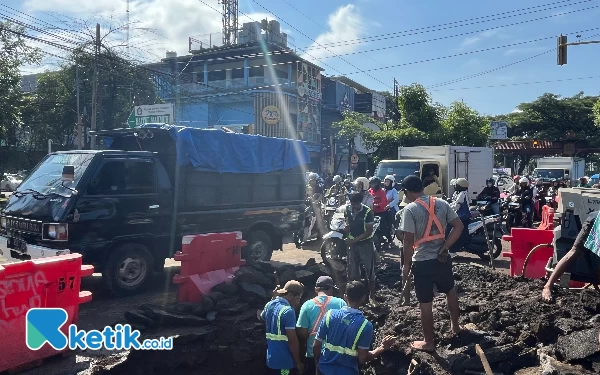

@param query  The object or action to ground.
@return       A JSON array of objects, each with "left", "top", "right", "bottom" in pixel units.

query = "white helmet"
[
  {"left": 354, "top": 177, "right": 370, "bottom": 191},
  {"left": 308, "top": 173, "right": 319, "bottom": 182},
  {"left": 519, "top": 177, "right": 529, "bottom": 184},
  {"left": 450, "top": 178, "right": 457, "bottom": 186},
  {"left": 384, "top": 175, "right": 395, "bottom": 183},
  {"left": 452, "top": 178, "right": 469, "bottom": 188},
  {"left": 333, "top": 175, "right": 342, "bottom": 184}
]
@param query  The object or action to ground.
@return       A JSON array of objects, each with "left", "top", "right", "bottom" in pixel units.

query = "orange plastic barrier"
[
  {"left": 537, "top": 205, "right": 555, "bottom": 230},
  {"left": 502, "top": 228, "right": 554, "bottom": 279},
  {"left": 173, "top": 232, "right": 246, "bottom": 303},
  {"left": 0, "top": 254, "right": 94, "bottom": 372}
]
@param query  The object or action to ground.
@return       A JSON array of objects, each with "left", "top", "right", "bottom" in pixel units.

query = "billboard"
[
  {"left": 128, "top": 104, "right": 174, "bottom": 128},
  {"left": 490, "top": 121, "right": 508, "bottom": 140}
]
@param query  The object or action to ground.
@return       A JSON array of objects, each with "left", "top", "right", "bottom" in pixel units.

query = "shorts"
[
  {"left": 347, "top": 239, "right": 376, "bottom": 281},
  {"left": 265, "top": 368, "right": 299, "bottom": 375},
  {"left": 413, "top": 258, "right": 455, "bottom": 304}
]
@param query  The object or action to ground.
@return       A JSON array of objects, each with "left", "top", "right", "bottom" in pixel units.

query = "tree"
[
  {"left": 397, "top": 83, "right": 444, "bottom": 134},
  {"left": 594, "top": 98, "right": 600, "bottom": 127},
  {"left": 441, "top": 101, "right": 489, "bottom": 147},
  {"left": 0, "top": 22, "right": 42, "bottom": 148}
]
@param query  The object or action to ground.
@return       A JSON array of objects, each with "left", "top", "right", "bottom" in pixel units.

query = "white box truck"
[
  {"left": 374, "top": 145, "right": 494, "bottom": 202},
  {"left": 533, "top": 157, "right": 585, "bottom": 185}
]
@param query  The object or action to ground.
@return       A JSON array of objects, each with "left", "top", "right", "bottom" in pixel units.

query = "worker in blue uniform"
[
  {"left": 261, "top": 280, "right": 305, "bottom": 375},
  {"left": 313, "top": 281, "right": 395, "bottom": 375}
]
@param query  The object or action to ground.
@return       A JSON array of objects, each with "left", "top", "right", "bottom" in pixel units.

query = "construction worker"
[
  {"left": 313, "top": 281, "right": 395, "bottom": 375},
  {"left": 261, "top": 280, "right": 305, "bottom": 375},
  {"left": 344, "top": 192, "right": 377, "bottom": 298},
  {"left": 542, "top": 211, "right": 600, "bottom": 301},
  {"left": 399, "top": 175, "right": 464, "bottom": 352},
  {"left": 296, "top": 276, "right": 347, "bottom": 374}
]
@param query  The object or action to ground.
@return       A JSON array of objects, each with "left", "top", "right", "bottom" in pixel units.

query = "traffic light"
[
  {"left": 557, "top": 35, "right": 568, "bottom": 66},
  {"left": 533, "top": 139, "right": 539, "bottom": 147}
]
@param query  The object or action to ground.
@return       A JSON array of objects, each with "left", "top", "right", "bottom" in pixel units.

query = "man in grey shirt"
[{"left": 399, "top": 175, "right": 463, "bottom": 352}]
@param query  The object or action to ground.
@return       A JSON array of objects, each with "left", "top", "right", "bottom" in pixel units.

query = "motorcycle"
[
  {"left": 504, "top": 195, "right": 532, "bottom": 231},
  {"left": 323, "top": 196, "right": 341, "bottom": 228},
  {"left": 462, "top": 211, "right": 504, "bottom": 260},
  {"left": 294, "top": 196, "right": 324, "bottom": 248},
  {"left": 320, "top": 206, "right": 381, "bottom": 272},
  {"left": 470, "top": 198, "right": 497, "bottom": 217}
]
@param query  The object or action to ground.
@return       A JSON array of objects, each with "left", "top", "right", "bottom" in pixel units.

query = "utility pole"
[
  {"left": 557, "top": 34, "right": 600, "bottom": 65},
  {"left": 90, "top": 23, "right": 100, "bottom": 150},
  {"left": 76, "top": 64, "right": 83, "bottom": 149}
]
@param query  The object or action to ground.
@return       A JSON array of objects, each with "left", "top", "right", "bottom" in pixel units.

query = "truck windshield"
[
  {"left": 533, "top": 169, "right": 565, "bottom": 179},
  {"left": 376, "top": 161, "right": 421, "bottom": 181},
  {"left": 17, "top": 154, "right": 94, "bottom": 197}
]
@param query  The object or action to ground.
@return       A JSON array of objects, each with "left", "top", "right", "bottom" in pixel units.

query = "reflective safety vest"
[
  {"left": 345, "top": 205, "right": 373, "bottom": 241},
  {"left": 309, "top": 296, "right": 333, "bottom": 337},
  {"left": 322, "top": 310, "right": 369, "bottom": 357},
  {"left": 413, "top": 197, "right": 445, "bottom": 248},
  {"left": 265, "top": 302, "right": 291, "bottom": 342}
]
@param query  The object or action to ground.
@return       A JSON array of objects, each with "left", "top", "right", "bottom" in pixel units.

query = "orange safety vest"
[
  {"left": 309, "top": 296, "right": 333, "bottom": 337},
  {"left": 413, "top": 197, "right": 446, "bottom": 248}
]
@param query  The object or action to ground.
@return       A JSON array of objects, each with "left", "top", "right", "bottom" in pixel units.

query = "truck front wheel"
[
  {"left": 103, "top": 243, "right": 155, "bottom": 296},
  {"left": 244, "top": 231, "right": 274, "bottom": 262}
]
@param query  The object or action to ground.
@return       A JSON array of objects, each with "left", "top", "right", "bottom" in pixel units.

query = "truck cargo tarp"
[{"left": 168, "top": 126, "right": 310, "bottom": 173}]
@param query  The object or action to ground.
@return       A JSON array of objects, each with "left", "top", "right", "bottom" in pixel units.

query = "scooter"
[
  {"left": 323, "top": 196, "right": 341, "bottom": 228},
  {"left": 320, "top": 206, "right": 380, "bottom": 272},
  {"left": 463, "top": 212, "right": 504, "bottom": 261},
  {"left": 504, "top": 195, "right": 532, "bottom": 231},
  {"left": 294, "top": 196, "right": 324, "bottom": 248}
]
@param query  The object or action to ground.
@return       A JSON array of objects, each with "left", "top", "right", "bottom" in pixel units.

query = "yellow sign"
[
  {"left": 261, "top": 105, "right": 280, "bottom": 125},
  {"left": 351, "top": 154, "right": 359, "bottom": 163}
]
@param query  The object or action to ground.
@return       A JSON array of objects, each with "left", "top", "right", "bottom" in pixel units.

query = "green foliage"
[
  {"left": 441, "top": 101, "right": 489, "bottom": 147},
  {"left": 593, "top": 98, "right": 600, "bottom": 127}
]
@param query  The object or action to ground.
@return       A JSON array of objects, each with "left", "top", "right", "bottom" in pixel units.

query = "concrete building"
[{"left": 147, "top": 20, "right": 324, "bottom": 168}]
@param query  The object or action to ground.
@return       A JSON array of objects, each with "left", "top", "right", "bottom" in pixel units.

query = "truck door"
[{"left": 73, "top": 157, "right": 165, "bottom": 264}]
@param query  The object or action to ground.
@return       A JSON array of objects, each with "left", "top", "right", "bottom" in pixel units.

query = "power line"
[
  {"left": 300, "top": 0, "right": 591, "bottom": 51},
  {"left": 430, "top": 75, "right": 600, "bottom": 91}
]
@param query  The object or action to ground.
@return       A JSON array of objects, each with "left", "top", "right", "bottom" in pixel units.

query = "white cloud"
[
  {"left": 460, "top": 28, "right": 504, "bottom": 48},
  {"left": 300, "top": 4, "right": 366, "bottom": 61},
  {"left": 22, "top": 0, "right": 270, "bottom": 61},
  {"left": 466, "top": 58, "right": 480, "bottom": 66}
]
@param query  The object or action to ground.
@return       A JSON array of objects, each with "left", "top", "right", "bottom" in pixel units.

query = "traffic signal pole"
[{"left": 557, "top": 34, "right": 600, "bottom": 65}]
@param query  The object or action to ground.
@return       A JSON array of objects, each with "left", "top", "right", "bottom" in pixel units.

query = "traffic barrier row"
[
  {"left": 173, "top": 232, "right": 246, "bottom": 303},
  {"left": 0, "top": 254, "right": 94, "bottom": 373}
]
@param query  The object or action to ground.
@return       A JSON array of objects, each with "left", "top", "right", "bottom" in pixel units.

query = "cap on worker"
[
  {"left": 275, "top": 280, "right": 305, "bottom": 295},
  {"left": 401, "top": 175, "right": 424, "bottom": 193},
  {"left": 315, "top": 276, "right": 337, "bottom": 289}
]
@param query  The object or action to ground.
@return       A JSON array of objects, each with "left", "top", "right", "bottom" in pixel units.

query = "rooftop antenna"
[{"left": 219, "top": 0, "right": 238, "bottom": 46}]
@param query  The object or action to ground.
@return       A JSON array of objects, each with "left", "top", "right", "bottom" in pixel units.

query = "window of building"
[
  {"left": 87, "top": 160, "right": 156, "bottom": 195},
  {"left": 249, "top": 66, "right": 264, "bottom": 77},
  {"left": 208, "top": 70, "right": 226, "bottom": 81},
  {"left": 232, "top": 67, "right": 245, "bottom": 79}
]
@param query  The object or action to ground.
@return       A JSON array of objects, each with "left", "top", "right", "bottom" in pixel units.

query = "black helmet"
[
  {"left": 486, "top": 177, "right": 495, "bottom": 186},
  {"left": 369, "top": 176, "right": 382, "bottom": 188}
]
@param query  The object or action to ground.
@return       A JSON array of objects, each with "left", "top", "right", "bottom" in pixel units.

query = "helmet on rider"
[
  {"left": 308, "top": 172, "right": 319, "bottom": 182},
  {"left": 535, "top": 178, "right": 543, "bottom": 186},
  {"left": 519, "top": 176, "right": 530, "bottom": 187},
  {"left": 580, "top": 176, "right": 589, "bottom": 184},
  {"left": 486, "top": 177, "right": 495, "bottom": 187},
  {"left": 354, "top": 177, "right": 370, "bottom": 192},
  {"left": 333, "top": 175, "right": 342, "bottom": 184},
  {"left": 513, "top": 175, "right": 521, "bottom": 184},
  {"left": 384, "top": 175, "right": 395, "bottom": 190},
  {"left": 452, "top": 178, "right": 469, "bottom": 191},
  {"left": 344, "top": 178, "right": 352, "bottom": 187},
  {"left": 369, "top": 176, "right": 382, "bottom": 190}
]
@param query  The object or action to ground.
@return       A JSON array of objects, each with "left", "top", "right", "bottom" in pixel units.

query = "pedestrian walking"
[
  {"left": 296, "top": 276, "right": 347, "bottom": 374},
  {"left": 399, "top": 175, "right": 464, "bottom": 352},
  {"left": 261, "top": 280, "right": 305, "bottom": 375},
  {"left": 313, "top": 281, "right": 395, "bottom": 375}
]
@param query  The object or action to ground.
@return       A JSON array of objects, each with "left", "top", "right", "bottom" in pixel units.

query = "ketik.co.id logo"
[{"left": 26, "top": 308, "right": 172, "bottom": 350}]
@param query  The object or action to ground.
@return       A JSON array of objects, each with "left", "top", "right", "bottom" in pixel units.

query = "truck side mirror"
[{"left": 62, "top": 165, "right": 75, "bottom": 182}]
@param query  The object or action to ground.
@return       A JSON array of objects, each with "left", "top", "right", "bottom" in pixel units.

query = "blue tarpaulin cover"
[{"left": 165, "top": 126, "right": 310, "bottom": 174}]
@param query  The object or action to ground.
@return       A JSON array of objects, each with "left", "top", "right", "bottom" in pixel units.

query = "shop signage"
[{"left": 261, "top": 105, "right": 281, "bottom": 125}]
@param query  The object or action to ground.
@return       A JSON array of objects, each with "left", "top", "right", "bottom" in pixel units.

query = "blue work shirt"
[
  {"left": 261, "top": 297, "right": 297, "bottom": 370},
  {"left": 315, "top": 307, "right": 374, "bottom": 375},
  {"left": 296, "top": 295, "right": 347, "bottom": 357}
]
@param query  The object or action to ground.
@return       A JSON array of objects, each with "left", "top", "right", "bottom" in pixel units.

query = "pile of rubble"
[
  {"left": 89, "top": 259, "right": 329, "bottom": 375},
  {"left": 363, "top": 262, "right": 600, "bottom": 375}
]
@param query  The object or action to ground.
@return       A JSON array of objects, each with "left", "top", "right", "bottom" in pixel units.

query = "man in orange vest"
[
  {"left": 399, "top": 175, "right": 464, "bottom": 352},
  {"left": 296, "top": 276, "right": 347, "bottom": 374}
]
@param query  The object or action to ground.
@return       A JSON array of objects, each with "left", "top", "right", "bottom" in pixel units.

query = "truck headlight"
[{"left": 0, "top": 216, "right": 5, "bottom": 229}]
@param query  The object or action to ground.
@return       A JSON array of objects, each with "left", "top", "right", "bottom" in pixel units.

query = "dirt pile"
[
  {"left": 88, "top": 259, "right": 329, "bottom": 375},
  {"left": 363, "top": 261, "right": 600, "bottom": 375}
]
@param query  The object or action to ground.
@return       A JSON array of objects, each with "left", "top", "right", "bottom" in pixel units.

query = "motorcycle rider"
[
  {"left": 306, "top": 172, "right": 325, "bottom": 238},
  {"left": 578, "top": 176, "right": 591, "bottom": 188},
  {"left": 354, "top": 177, "right": 374, "bottom": 209},
  {"left": 369, "top": 177, "right": 393, "bottom": 246},
  {"left": 307, "top": 173, "right": 323, "bottom": 200},
  {"left": 448, "top": 178, "right": 471, "bottom": 257},
  {"left": 384, "top": 175, "right": 400, "bottom": 248},
  {"left": 515, "top": 177, "right": 534, "bottom": 228},
  {"left": 326, "top": 175, "right": 347, "bottom": 204},
  {"left": 508, "top": 175, "right": 520, "bottom": 194},
  {"left": 343, "top": 178, "right": 353, "bottom": 194},
  {"left": 477, "top": 177, "right": 501, "bottom": 215},
  {"left": 533, "top": 179, "right": 545, "bottom": 220}
]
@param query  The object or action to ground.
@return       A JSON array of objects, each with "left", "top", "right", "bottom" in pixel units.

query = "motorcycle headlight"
[
  {"left": 511, "top": 196, "right": 519, "bottom": 202},
  {"left": 328, "top": 197, "right": 337, "bottom": 205}
]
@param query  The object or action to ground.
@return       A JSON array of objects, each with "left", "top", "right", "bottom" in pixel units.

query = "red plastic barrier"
[
  {"left": 537, "top": 206, "right": 555, "bottom": 230},
  {"left": 173, "top": 232, "right": 246, "bottom": 303},
  {"left": 502, "top": 228, "right": 584, "bottom": 288},
  {"left": 173, "top": 267, "right": 239, "bottom": 303},
  {"left": 0, "top": 254, "right": 94, "bottom": 372}
]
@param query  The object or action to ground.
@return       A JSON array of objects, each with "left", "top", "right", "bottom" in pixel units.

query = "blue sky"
[{"left": 7, "top": 0, "right": 600, "bottom": 115}]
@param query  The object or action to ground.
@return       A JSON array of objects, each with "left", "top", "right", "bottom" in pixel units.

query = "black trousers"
[{"left": 375, "top": 211, "right": 392, "bottom": 242}]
